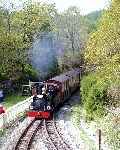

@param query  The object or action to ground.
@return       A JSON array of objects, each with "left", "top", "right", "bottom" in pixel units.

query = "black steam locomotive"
[{"left": 27, "top": 68, "right": 81, "bottom": 119}]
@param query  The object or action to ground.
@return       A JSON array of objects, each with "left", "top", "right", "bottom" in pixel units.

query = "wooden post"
[{"left": 98, "top": 129, "right": 101, "bottom": 150}]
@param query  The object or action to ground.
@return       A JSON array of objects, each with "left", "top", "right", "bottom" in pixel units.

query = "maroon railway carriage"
[{"left": 46, "top": 68, "right": 81, "bottom": 107}]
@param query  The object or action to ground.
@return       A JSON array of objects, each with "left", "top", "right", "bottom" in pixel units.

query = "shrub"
[
  {"left": 80, "top": 73, "right": 109, "bottom": 120},
  {"left": 24, "top": 64, "right": 38, "bottom": 78},
  {"left": 80, "top": 73, "right": 98, "bottom": 104}
]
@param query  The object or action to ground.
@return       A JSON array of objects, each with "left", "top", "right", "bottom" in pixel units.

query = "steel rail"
[
  {"left": 15, "top": 118, "right": 43, "bottom": 150},
  {"left": 44, "top": 116, "right": 71, "bottom": 150}
]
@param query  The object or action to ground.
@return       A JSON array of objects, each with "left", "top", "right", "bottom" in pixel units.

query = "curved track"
[
  {"left": 14, "top": 116, "right": 71, "bottom": 150},
  {"left": 44, "top": 117, "right": 71, "bottom": 150},
  {"left": 14, "top": 119, "right": 43, "bottom": 150}
]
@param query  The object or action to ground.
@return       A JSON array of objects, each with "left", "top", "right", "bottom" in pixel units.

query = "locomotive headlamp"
[{"left": 47, "top": 105, "right": 51, "bottom": 110}]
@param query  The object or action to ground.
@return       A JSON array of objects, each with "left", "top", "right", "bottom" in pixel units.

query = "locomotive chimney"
[{"left": 32, "top": 86, "right": 37, "bottom": 96}]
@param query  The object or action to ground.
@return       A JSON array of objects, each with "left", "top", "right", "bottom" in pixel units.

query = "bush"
[
  {"left": 24, "top": 64, "right": 38, "bottom": 79},
  {"left": 80, "top": 73, "right": 109, "bottom": 120},
  {"left": 81, "top": 60, "right": 120, "bottom": 120},
  {"left": 80, "top": 73, "right": 98, "bottom": 104}
]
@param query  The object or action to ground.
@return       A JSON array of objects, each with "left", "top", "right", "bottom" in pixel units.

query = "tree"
[
  {"left": 55, "top": 7, "right": 88, "bottom": 54},
  {"left": 81, "top": 0, "right": 120, "bottom": 118},
  {"left": 54, "top": 6, "right": 89, "bottom": 71},
  {"left": 85, "top": 10, "right": 102, "bottom": 33},
  {"left": 85, "top": 0, "right": 120, "bottom": 68},
  {"left": 0, "top": 1, "right": 56, "bottom": 82}
]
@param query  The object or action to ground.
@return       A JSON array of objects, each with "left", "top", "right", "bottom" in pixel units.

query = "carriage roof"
[{"left": 49, "top": 68, "right": 80, "bottom": 83}]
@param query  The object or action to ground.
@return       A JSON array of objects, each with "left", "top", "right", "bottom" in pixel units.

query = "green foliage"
[
  {"left": 82, "top": 0, "right": 120, "bottom": 119},
  {"left": 47, "top": 58, "right": 60, "bottom": 78},
  {"left": 81, "top": 73, "right": 109, "bottom": 120},
  {"left": 99, "top": 113, "right": 120, "bottom": 150},
  {"left": 86, "top": 10, "right": 102, "bottom": 23},
  {"left": 0, "top": 128, "right": 6, "bottom": 137},
  {"left": 0, "top": 1, "right": 56, "bottom": 84},
  {"left": 54, "top": 6, "right": 89, "bottom": 72},
  {"left": 0, "top": 33, "right": 26, "bottom": 80},
  {"left": 85, "top": 0, "right": 120, "bottom": 67},
  {"left": 23, "top": 64, "right": 38, "bottom": 80},
  {"left": 86, "top": 10, "right": 102, "bottom": 33},
  {"left": 61, "top": 7, "right": 88, "bottom": 51},
  {"left": 58, "top": 51, "right": 84, "bottom": 72},
  {"left": 80, "top": 73, "right": 97, "bottom": 104},
  {"left": 81, "top": 57, "right": 120, "bottom": 119}
]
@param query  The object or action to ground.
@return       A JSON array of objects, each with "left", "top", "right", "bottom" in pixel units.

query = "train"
[{"left": 27, "top": 68, "right": 81, "bottom": 119}]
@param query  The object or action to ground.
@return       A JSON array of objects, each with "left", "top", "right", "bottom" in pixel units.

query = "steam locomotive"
[{"left": 27, "top": 68, "right": 81, "bottom": 119}]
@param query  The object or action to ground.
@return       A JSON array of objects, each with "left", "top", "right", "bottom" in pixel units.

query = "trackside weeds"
[{"left": 72, "top": 105, "right": 120, "bottom": 150}]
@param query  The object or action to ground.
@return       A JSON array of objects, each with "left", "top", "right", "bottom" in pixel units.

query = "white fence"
[{"left": 0, "top": 97, "right": 32, "bottom": 129}]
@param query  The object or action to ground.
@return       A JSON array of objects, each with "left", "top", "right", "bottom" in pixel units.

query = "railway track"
[
  {"left": 14, "top": 118, "right": 43, "bottom": 150},
  {"left": 44, "top": 117, "right": 71, "bottom": 150},
  {"left": 14, "top": 116, "right": 71, "bottom": 150}
]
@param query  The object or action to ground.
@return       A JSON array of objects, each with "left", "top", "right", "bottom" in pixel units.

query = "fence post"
[{"left": 98, "top": 129, "right": 101, "bottom": 150}]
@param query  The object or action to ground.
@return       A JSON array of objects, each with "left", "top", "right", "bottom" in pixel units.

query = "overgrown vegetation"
[
  {"left": 80, "top": 1, "right": 120, "bottom": 148},
  {"left": 99, "top": 113, "right": 120, "bottom": 150},
  {"left": 0, "top": 128, "right": 6, "bottom": 137},
  {"left": 81, "top": 0, "right": 120, "bottom": 120},
  {"left": 0, "top": 1, "right": 57, "bottom": 92},
  {"left": 85, "top": 10, "right": 102, "bottom": 33},
  {"left": 54, "top": 6, "right": 92, "bottom": 72},
  {"left": 81, "top": 73, "right": 107, "bottom": 120}
]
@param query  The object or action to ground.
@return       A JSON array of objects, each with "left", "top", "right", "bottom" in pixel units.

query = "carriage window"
[
  {"left": 66, "top": 80, "right": 69, "bottom": 96},
  {"left": 67, "top": 80, "right": 69, "bottom": 94},
  {"left": 66, "top": 81, "right": 67, "bottom": 90},
  {"left": 64, "top": 82, "right": 66, "bottom": 91},
  {"left": 72, "top": 77, "right": 74, "bottom": 86}
]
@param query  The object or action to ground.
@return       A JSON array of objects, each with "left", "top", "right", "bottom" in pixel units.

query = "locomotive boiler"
[{"left": 27, "top": 68, "right": 81, "bottom": 119}]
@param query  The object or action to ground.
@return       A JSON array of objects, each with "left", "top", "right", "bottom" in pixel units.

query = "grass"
[{"left": 2, "top": 93, "right": 28, "bottom": 109}]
